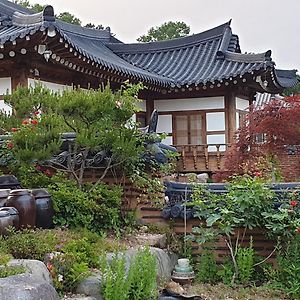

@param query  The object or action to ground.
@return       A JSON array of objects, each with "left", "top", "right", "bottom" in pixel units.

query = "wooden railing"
[{"left": 174, "top": 144, "right": 230, "bottom": 173}]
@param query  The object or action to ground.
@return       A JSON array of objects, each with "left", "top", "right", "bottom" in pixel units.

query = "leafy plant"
[
  {"left": 218, "top": 258, "right": 234, "bottom": 285},
  {"left": 236, "top": 240, "right": 255, "bottom": 285},
  {"left": 2, "top": 228, "right": 58, "bottom": 261},
  {"left": 49, "top": 179, "right": 122, "bottom": 232},
  {"left": 101, "top": 247, "right": 157, "bottom": 300},
  {"left": 196, "top": 250, "right": 219, "bottom": 284},
  {"left": 271, "top": 235, "right": 300, "bottom": 298}
]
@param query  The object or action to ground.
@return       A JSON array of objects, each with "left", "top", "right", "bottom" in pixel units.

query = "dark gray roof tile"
[{"left": 0, "top": 0, "right": 297, "bottom": 91}]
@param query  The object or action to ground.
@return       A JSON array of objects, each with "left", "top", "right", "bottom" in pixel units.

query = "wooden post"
[
  {"left": 146, "top": 99, "right": 154, "bottom": 125},
  {"left": 11, "top": 67, "right": 28, "bottom": 91},
  {"left": 225, "top": 92, "right": 236, "bottom": 144}
]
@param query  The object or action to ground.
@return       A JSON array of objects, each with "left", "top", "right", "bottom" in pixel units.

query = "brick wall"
[{"left": 278, "top": 152, "right": 300, "bottom": 182}]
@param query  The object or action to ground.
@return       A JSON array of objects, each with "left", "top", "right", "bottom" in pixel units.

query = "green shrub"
[
  {"left": 196, "top": 250, "right": 219, "bottom": 284},
  {"left": 62, "top": 236, "right": 100, "bottom": 268},
  {"left": 273, "top": 235, "right": 300, "bottom": 298},
  {"left": 0, "top": 253, "right": 26, "bottom": 278},
  {"left": 127, "top": 248, "right": 158, "bottom": 300},
  {"left": 47, "top": 252, "right": 90, "bottom": 294},
  {"left": 2, "top": 229, "right": 58, "bottom": 260},
  {"left": 49, "top": 180, "right": 122, "bottom": 232},
  {"left": 218, "top": 258, "right": 234, "bottom": 285},
  {"left": 101, "top": 247, "right": 157, "bottom": 300},
  {"left": 236, "top": 242, "right": 255, "bottom": 285}
]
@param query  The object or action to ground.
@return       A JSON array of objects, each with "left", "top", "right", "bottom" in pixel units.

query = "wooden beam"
[
  {"left": 225, "top": 92, "right": 236, "bottom": 144},
  {"left": 146, "top": 99, "right": 154, "bottom": 124}
]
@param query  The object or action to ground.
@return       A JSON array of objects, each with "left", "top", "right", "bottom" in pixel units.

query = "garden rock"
[
  {"left": 76, "top": 271, "right": 103, "bottom": 300},
  {"left": 0, "top": 274, "right": 59, "bottom": 300},
  {"left": 62, "top": 296, "right": 97, "bottom": 300},
  {"left": 8, "top": 259, "right": 53, "bottom": 284},
  {"left": 107, "top": 247, "right": 174, "bottom": 282},
  {"left": 135, "top": 233, "right": 167, "bottom": 248}
]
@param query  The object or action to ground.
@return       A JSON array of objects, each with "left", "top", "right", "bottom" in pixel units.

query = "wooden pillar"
[
  {"left": 146, "top": 99, "right": 154, "bottom": 125},
  {"left": 11, "top": 67, "right": 28, "bottom": 91},
  {"left": 225, "top": 92, "right": 236, "bottom": 144}
]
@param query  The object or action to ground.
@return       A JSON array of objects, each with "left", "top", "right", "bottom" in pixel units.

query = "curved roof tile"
[{"left": 0, "top": 0, "right": 297, "bottom": 90}]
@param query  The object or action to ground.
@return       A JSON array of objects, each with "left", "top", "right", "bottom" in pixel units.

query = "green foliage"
[
  {"left": 262, "top": 190, "right": 300, "bottom": 238},
  {"left": 218, "top": 258, "right": 235, "bottom": 285},
  {"left": 47, "top": 252, "right": 90, "bottom": 294},
  {"left": 0, "top": 252, "right": 25, "bottom": 278},
  {"left": 137, "top": 21, "right": 190, "bottom": 42},
  {"left": 236, "top": 241, "right": 255, "bottom": 285},
  {"left": 62, "top": 236, "right": 100, "bottom": 268},
  {"left": 49, "top": 179, "right": 122, "bottom": 231},
  {"left": 101, "top": 254, "right": 129, "bottom": 300},
  {"left": 56, "top": 12, "right": 81, "bottom": 25},
  {"left": 196, "top": 250, "right": 219, "bottom": 284},
  {"left": 102, "top": 247, "right": 157, "bottom": 300},
  {"left": 2, "top": 83, "right": 148, "bottom": 189},
  {"left": 271, "top": 235, "right": 300, "bottom": 298},
  {"left": 191, "top": 175, "right": 284, "bottom": 237},
  {"left": 1, "top": 228, "right": 58, "bottom": 261}
]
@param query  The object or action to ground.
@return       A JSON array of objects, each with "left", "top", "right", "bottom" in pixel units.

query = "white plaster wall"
[
  {"left": 207, "top": 134, "right": 226, "bottom": 152},
  {"left": 138, "top": 100, "right": 146, "bottom": 112},
  {"left": 157, "top": 115, "right": 172, "bottom": 134},
  {"left": 0, "top": 77, "right": 11, "bottom": 95},
  {"left": 28, "top": 78, "right": 71, "bottom": 93},
  {"left": 236, "top": 97, "right": 249, "bottom": 111},
  {"left": 206, "top": 112, "right": 225, "bottom": 131},
  {"left": 236, "top": 112, "right": 240, "bottom": 129},
  {"left": 161, "top": 136, "right": 173, "bottom": 146},
  {"left": 0, "top": 100, "right": 12, "bottom": 115},
  {"left": 154, "top": 96, "right": 224, "bottom": 112}
]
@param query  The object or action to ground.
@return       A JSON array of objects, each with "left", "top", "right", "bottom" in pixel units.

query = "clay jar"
[
  {"left": 31, "top": 189, "right": 54, "bottom": 229},
  {"left": 6, "top": 189, "right": 36, "bottom": 229},
  {"left": 0, "top": 210, "right": 13, "bottom": 235},
  {"left": 0, "top": 207, "right": 19, "bottom": 229},
  {"left": 0, "top": 189, "right": 10, "bottom": 207}
]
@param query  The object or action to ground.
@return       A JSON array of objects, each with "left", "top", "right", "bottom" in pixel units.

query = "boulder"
[
  {"left": 8, "top": 259, "right": 52, "bottom": 284},
  {"left": 0, "top": 274, "right": 59, "bottom": 300},
  {"left": 62, "top": 296, "right": 97, "bottom": 300},
  {"left": 135, "top": 233, "right": 167, "bottom": 248},
  {"left": 107, "top": 247, "right": 174, "bottom": 282},
  {"left": 76, "top": 271, "right": 102, "bottom": 300}
]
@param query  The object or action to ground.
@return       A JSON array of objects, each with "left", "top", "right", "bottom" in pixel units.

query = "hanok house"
[{"left": 0, "top": 0, "right": 298, "bottom": 175}]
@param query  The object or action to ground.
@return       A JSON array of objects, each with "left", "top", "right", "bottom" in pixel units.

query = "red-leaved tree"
[{"left": 214, "top": 94, "right": 300, "bottom": 182}]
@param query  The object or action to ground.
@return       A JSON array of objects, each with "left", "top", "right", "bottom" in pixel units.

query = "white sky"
[{"left": 35, "top": 0, "right": 300, "bottom": 72}]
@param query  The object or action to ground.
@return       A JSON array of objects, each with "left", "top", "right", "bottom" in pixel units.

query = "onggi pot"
[
  {"left": 6, "top": 189, "right": 36, "bottom": 229},
  {"left": 0, "top": 210, "right": 13, "bottom": 235},
  {"left": 31, "top": 189, "right": 54, "bottom": 229},
  {"left": 0, "top": 207, "right": 19, "bottom": 229},
  {"left": 0, "top": 189, "right": 10, "bottom": 208}
]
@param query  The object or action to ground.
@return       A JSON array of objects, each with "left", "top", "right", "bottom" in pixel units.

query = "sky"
[{"left": 35, "top": 0, "right": 300, "bottom": 72}]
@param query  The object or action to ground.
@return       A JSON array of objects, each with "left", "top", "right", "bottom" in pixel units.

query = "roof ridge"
[
  {"left": 224, "top": 50, "right": 273, "bottom": 63},
  {"left": 108, "top": 21, "right": 231, "bottom": 54},
  {"left": 12, "top": 5, "right": 54, "bottom": 27}
]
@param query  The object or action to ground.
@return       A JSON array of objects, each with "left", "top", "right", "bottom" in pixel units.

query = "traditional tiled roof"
[{"left": 0, "top": 0, "right": 298, "bottom": 91}]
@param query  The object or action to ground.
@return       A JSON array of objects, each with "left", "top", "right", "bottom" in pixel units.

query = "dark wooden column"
[
  {"left": 225, "top": 92, "right": 236, "bottom": 144},
  {"left": 146, "top": 99, "right": 154, "bottom": 125},
  {"left": 11, "top": 67, "right": 28, "bottom": 90}
]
